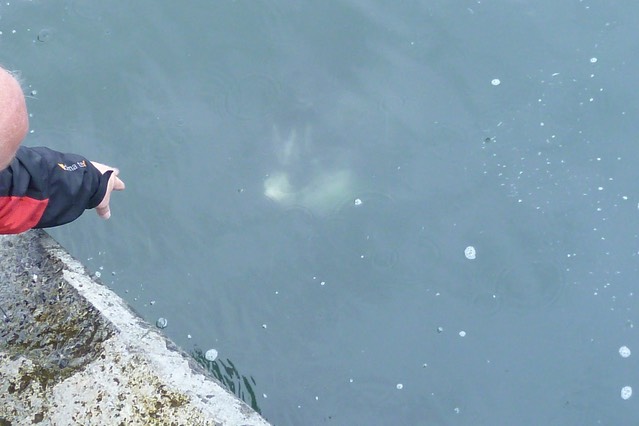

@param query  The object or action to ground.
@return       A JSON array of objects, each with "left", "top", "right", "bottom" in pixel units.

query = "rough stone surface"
[{"left": 0, "top": 230, "right": 270, "bottom": 426}]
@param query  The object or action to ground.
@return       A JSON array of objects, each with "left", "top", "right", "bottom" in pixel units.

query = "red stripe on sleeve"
[{"left": 0, "top": 196, "right": 49, "bottom": 234}]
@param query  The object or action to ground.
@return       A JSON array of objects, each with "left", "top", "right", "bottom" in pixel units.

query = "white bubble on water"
[
  {"left": 205, "top": 348, "right": 218, "bottom": 361},
  {"left": 155, "top": 317, "right": 168, "bottom": 329},
  {"left": 396, "top": 383, "right": 403, "bottom": 390},
  {"left": 464, "top": 246, "right": 476, "bottom": 260},
  {"left": 619, "top": 346, "right": 631, "bottom": 358},
  {"left": 621, "top": 386, "right": 632, "bottom": 400},
  {"left": 491, "top": 78, "right": 501, "bottom": 86}
]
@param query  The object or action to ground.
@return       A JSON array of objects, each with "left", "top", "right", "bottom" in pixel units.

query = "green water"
[{"left": 3, "top": 1, "right": 639, "bottom": 424}]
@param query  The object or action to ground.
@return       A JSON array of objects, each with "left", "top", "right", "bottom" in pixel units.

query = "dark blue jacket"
[{"left": 0, "top": 146, "right": 111, "bottom": 234}]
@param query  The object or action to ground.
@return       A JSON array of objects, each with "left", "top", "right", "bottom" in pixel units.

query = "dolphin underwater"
[{"left": 263, "top": 124, "right": 358, "bottom": 216}]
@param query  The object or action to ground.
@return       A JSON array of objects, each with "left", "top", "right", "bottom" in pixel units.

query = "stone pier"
[{"left": 0, "top": 230, "right": 270, "bottom": 426}]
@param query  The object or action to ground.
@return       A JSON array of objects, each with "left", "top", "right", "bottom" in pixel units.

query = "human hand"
[{"left": 90, "top": 161, "right": 126, "bottom": 219}]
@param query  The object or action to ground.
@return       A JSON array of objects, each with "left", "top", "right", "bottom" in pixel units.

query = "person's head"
[{"left": 0, "top": 67, "right": 29, "bottom": 169}]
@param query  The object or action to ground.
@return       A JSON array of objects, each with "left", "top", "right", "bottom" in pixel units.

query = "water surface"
[{"left": 2, "top": 1, "right": 639, "bottom": 424}]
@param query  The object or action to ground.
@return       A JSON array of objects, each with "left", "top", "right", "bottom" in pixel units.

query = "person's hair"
[
  {"left": 7, "top": 69, "right": 25, "bottom": 89},
  {"left": 0, "top": 64, "right": 24, "bottom": 84}
]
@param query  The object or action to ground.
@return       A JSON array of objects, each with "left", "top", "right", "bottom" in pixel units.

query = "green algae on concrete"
[
  {"left": 0, "top": 230, "right": 114, "bottom": 398},
  {"left": 0, "top": 230, "right": 270, "bottom": 426}
]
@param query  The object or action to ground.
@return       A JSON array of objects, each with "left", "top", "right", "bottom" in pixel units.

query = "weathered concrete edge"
[{"left": 14, "top": 230, "right": 270, "bottom": 426}]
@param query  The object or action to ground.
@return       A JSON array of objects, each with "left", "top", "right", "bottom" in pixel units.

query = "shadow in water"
[{"left": 191, "top": 347, "right": 262, "bottom": 414}]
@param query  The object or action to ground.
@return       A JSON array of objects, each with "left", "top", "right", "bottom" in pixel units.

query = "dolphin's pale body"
[{"left": 264, "top": 124, "right": 357, "bottom": 216}]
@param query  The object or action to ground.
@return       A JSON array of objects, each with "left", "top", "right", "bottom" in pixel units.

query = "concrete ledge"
[{"left": 0, "top": 230, "right": 270, "bottom": 426}]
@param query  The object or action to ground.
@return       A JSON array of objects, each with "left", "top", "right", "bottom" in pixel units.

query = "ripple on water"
[
  {"left": 470, "top": 291, "right": 503, "bottom": 316},
  {"left": 439, "top": 255, "right": 504, "bottom": 316},
  {"left": 438, "top": 195, "right": 566, "bottom": 314},
  {"left": 325, "top": 193, "right": 441, "bottom": 286},
  {"left": 493, "top": 260, "right": 564, "bottom": 309},
  {"left": 36, "top": 28, "right": 54, "bottom": 43}
]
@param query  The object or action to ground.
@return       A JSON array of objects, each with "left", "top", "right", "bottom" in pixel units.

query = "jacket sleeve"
[{"left": 0, "top": 146, "right": 112, "bottom": 234}]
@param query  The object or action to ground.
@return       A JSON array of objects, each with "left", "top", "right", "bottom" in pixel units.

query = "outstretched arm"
[{"left": 0, "top": 146, "right": 125, "bottom": 234}]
